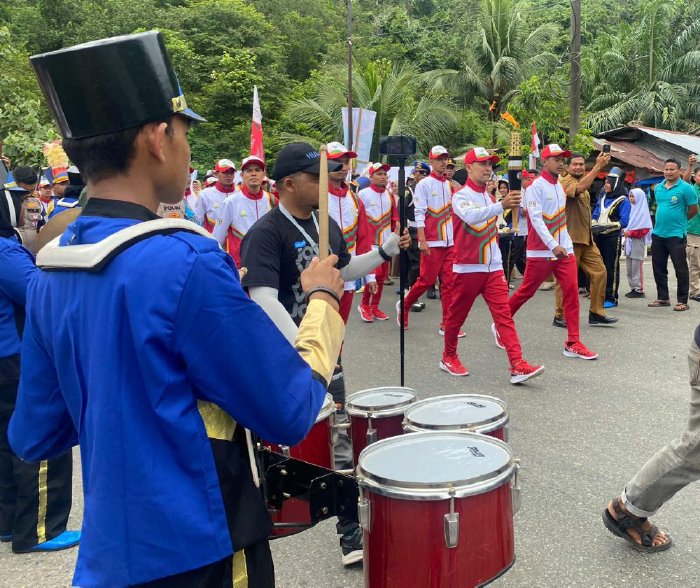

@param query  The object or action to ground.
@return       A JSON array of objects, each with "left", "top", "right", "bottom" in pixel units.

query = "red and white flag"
[
  {"left": 531, "top": 122, "right": 541, "bottom": 158},
  {"left": 250, "top": 86, "right": 265, "bottom": 162}
]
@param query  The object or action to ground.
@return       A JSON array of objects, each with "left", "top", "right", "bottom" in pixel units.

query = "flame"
[
  {"left": 42, "top": 140, "right": 69, "bottom": 168},
  {"left": 500, "top": 112, "right": 519, "bottom": 129}
]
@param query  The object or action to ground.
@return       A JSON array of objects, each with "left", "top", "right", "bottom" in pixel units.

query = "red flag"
[
  {"left": 250, "top": 86, "right": 265, "bottom": 162},
  {"left": 531, "top": 122, "right": 540, "bottom": 158}
]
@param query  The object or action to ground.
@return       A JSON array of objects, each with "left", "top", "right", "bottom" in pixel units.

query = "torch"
[{"left": 501, "top": 113, "right": 522, "bottom": 234}]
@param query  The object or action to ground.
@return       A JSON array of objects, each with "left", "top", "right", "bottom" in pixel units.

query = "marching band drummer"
[
  {"left": 9, "top": 32, "right": 346, "bottom": 587},
  {"left": 240, "top": 142, "right": 411, "bottom": 566}
]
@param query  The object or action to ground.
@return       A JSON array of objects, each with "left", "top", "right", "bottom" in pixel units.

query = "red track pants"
[
  {"left": 509, "top": 254, "right": 580, "bottom": 343},
  {"left": 444, "top": 271, "right": 523, "bottom": 366},
  {"left": 339, "top": 290, "right": 354, "bottom": 324},
  {"left": 361, "top": 261, "right": 389, "bottom": 309},
  {"left": 404, "top": 246, "right": 454, "bottom": 322}
]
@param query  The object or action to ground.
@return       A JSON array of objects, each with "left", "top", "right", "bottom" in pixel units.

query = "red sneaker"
[
  {"left": 510, "top": 360, "right": 545, "bottom": 384},
  {"left": 372, "top": 307, "right": 389, "bottom": 321},
  {"left": 490, "top": 323, "right": 505, "bottom": 350},
  {"left": 439, "top": 354, "right": 469, "bottom": 376},
  {"left": 438, "top": 323, "right": 466, "bottom": 338},
  {"left": 396, "top": 300, "right": 408, "bottom": 329},
  {"left": 563, "top": 341, "right": 599, "bottom": 360},
  {"left": 357, "top": 304, "right": 374, "bottom": 322}
]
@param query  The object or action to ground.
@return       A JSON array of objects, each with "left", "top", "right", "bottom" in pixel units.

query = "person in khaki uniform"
[
  {"left": 684, "top": 159, "right": 700, "bottom": 301},
  {"left": 553, "top": 152, "right": 619, "bottom": 327}
]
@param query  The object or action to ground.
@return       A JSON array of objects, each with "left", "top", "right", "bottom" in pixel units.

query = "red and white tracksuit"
[
  {"left": 194, "top": 182, "right": 234, "bottom": 232},
  {"left": 444, "top": 179, "right": 524, "bottom": 365},
  {"left": 212, "top": 185, "right": 277, "bottom": 267},
  {"left": 508, "top": 170, "right": 580, "bottom": 343},
  {"left": 358, "top": 183, "right": 398, "bottom": 312},
  {"left": 328, "top": 184, "right": 374, "bottom": 323},
  {"left": 403, "top": 172, "right": 454, "bottom": 321}
]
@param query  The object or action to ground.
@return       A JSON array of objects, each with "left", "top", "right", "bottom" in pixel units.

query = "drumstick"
[{"left": 318, "top": 145, "right": 329, "bottom": 259}]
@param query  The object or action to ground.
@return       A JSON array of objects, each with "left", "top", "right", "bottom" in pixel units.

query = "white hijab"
[{"left": 625, "top": 187, "right": 653, "bottom": 254}]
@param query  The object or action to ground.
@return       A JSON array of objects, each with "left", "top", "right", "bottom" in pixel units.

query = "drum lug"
[
  {"left": 366, "top": 417, "right": 378, "bottom": 445},
  {"left": 279, "top": 445, "right": 290, "bottom": 458},
  {"left": 503, "top": 424, "right": 510, "bottom": 443},
  {"left": 358, "top": 488, "right": 371, "bottom": 531},
  {"left": 443, "top": 494, "right": 459, "bottom": 549},
  {"left": 511, "top": 459, "right": 522, "bottom": 515}
]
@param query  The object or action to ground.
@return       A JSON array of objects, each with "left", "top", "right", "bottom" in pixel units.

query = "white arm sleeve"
[
  {"left": 194, "top": 192, "right": 206, "bottom": 224},
  {"left": 413, "top": 181, "right": 428, "bottom": 228},
  {"left": 452, "top": 191, "right": 504, "bottom": 224},
  {"left": 339, "top": 233, "right": 399, "bottom": 281},
  {"left": 212, "top": 200, "right": 231, "bottom": 245},
  {"left": 248, "top": 286, "right": 299, "bottom": 344}
]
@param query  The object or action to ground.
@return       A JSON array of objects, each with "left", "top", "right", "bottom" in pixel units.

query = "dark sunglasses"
[{"left": 416, "top": 170, "right": 429, "bottom": 176}]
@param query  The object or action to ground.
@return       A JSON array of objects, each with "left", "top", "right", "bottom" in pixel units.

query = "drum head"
[
  {"left": 358, "top": 432, "right": 514, "bottom": 499},
  {"left": 403, "top": 394, "right": 507, "bottom": 433},
  {"left": 346, "top": 387, "right": 416, "bottom": 418}
]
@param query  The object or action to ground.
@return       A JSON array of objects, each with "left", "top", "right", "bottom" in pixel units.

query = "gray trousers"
[
  {"left": 622, "top": 339, "right": 700, "bottom": 517},
  {"left": 625, "top": 238, "right": 647, "bottom": 291},
  {"left": 686, "top": 233, "right": 700, "bottom": 297}
]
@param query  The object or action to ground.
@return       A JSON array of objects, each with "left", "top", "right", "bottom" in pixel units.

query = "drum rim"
[
  {"left": 402, "top": 394, "right": 508, "bottom": 433},
  {"left": 345, "top": 386, "right": 417, "bottom": 417},
  {"left": 315, "top": 393, "right": 335, "bottom": 424},
  {"left": 356, "top": 431, "right": 515, "bottom": 500}
]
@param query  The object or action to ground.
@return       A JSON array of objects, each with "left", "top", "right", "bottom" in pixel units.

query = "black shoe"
[
  {"left": 419, "top": 301, "right": 426, "bottom": 309},
  {"left": 340, "top": 526, "right": 363, "bottom": 566},
  {"left": 384, "top": 278, "right": 394, "bottom": 286},
  {"left": 427, "top": 288, "right": 437, "bottom": 300},
  {"left": 552, "top": 316, "right": 567, "bottom": 328},
  {"left": 624, "top": 290, "right": 646, "bottom": 298},
  {"left": 410, "top": 303, "right": 423, "bottom": 312},
  {"left": 588, "top": 312, "right": 619, "bottom": 327},
  {"left": 690, "top": 294, "right": 700, "bottom": 302}
]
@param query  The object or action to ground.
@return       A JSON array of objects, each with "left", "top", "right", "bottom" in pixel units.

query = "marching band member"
[{"left": 10, "top": 32, "right": 345, "bottom": 587}]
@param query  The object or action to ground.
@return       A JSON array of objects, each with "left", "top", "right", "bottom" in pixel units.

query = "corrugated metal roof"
[
  {"left": 593, "top": 138, "right": 665, "bottom": 174},
  {"left": 636, "top": 127, "right": 700, "bottom": 155}
]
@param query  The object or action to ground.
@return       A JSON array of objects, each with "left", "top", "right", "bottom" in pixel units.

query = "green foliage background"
[{"left": 1, "top": 0, "right": 700, "bottom": 169}]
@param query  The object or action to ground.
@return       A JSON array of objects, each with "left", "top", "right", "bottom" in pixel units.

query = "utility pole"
[
  {"left": 346, "top": 0, "right": 354, "bottom": 159},
  {"left": 569, "top": 0, "right": 581, "bottom": 143}
]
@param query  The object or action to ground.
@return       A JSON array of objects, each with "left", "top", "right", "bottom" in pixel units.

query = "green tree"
[
  {"left": 427, "top": 0, "right": 560, "bottom": 121},
  {"left": 282, "top": 59, "right": 459, "bottom": 159}
]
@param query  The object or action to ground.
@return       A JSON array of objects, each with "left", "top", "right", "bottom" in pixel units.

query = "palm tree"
[
  {"left": 424, "top": 0, "right": 559, "bottom": 121},
  {"left": 585, "top": 2, "right": 700, "bottom": 133},
  {"left": 281, "top": 59, "right": 460, "bottom": 159}
]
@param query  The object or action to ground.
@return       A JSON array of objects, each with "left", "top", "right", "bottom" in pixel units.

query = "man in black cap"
[
  {"left": 9, "top": 31, "right": 346, "bottom": 587},
  {"left": 241, "top": 141, "right": 409, "bottom": 566}
]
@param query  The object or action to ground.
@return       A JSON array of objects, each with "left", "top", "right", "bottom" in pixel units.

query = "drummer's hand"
[
  {"left": 397, "top": 227, "right": 411, "bottom": 249},
  {"left": 301, "top": 255, "right": 343, "bottom": 310}
]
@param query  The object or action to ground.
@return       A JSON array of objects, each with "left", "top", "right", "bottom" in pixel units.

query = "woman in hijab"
[{"left": 623, "top": 187, "right": 653, "bottom": 298}]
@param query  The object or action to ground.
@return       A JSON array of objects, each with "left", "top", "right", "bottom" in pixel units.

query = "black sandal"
[{"left": 602, "top": 498, "right": 672, "bottom": 553}]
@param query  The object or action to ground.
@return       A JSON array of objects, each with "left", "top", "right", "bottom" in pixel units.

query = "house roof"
[{"left": 592, "top": 137, "right": 665, "bottom": 174}]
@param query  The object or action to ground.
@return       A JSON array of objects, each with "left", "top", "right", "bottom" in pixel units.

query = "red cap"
[
  {"left": 214, "top": 158, "right": 236, "bottom": 172},
  {"left": 522, "top": 170, "right": 538, "bottom": 180},
  {"left": 326, "top": 141, "right": 358, "bottom": 160},
  {"left": 367, "top": 162, "right": 391, "bottom": 176},
  {"left": 465, "top": 147, "right": 500, "bottom": 165},
  {"left": 241, "top": 155, "right": 266, "bottom": 171},
  {"left": 428, "top": 145, "right": 450, "bottom": 159},
  {"left": 541, "top": 144, "right": 572, "bottom": 159}
]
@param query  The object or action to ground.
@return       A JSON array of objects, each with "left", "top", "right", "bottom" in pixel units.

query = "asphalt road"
[{"left": 3, "top": 262, "right": 700, "bottom": 587}]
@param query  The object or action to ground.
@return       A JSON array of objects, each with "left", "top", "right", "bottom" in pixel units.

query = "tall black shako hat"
[{"left": 30, "top": 31, "right": 205, "bottom": 139}]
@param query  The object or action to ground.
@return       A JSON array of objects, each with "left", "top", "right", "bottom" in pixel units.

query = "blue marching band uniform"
[{"left": 5, "top": 31, "right": 345, "bottom": 587}]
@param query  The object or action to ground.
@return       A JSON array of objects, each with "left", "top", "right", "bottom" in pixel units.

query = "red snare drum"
[
  {"left": 358, "top": 432, "right": 519, "bottom": 588},
  {"left": 345, "top": 387, "right": 417, "bottom": 465},
  {"left": 402, "top": 394, "right": 509, "bottom": 441},
  {"left": 264, "top": 394, "right": 335, "bottom": 537}
]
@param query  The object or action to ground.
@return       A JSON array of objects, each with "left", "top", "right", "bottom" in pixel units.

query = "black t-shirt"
[{"left": 241, "top": 206, "right": 351, "bottom": 325}]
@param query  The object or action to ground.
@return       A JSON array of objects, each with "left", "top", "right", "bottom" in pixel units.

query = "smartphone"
[{"left": 603, "top": 144, "right": 611, "bottom": 154}]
